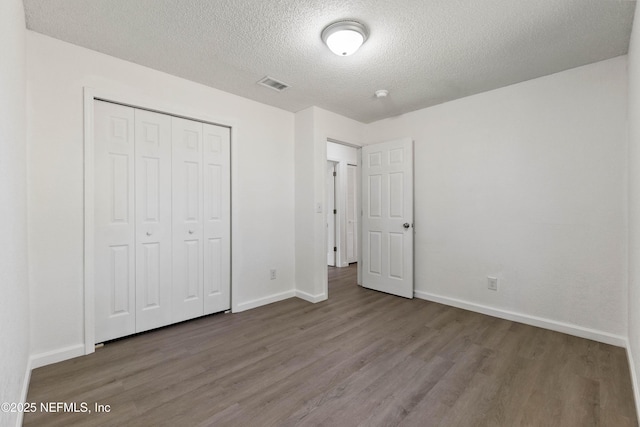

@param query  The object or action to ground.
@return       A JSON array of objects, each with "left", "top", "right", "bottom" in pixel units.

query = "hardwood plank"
[{"left": 24, "top": 265, "right": 638, "bottom": 426}]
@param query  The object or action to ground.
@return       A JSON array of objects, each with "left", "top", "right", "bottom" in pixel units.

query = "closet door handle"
[
  {"left": 188, "top": 230, "right": 195, "bottom": 234},
  {"left": 146, "top": 231, "right": 152, "bottom": 236}
]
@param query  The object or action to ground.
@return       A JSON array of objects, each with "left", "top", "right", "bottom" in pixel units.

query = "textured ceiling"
[{"left": 23, "top": 0, "right": 636, "bottom": 123}]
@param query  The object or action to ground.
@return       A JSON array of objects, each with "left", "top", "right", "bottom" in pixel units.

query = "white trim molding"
[
  {"left": 16, "top": 357, "right": 33, "bottom": 427},
  {"left": 625, "top": 340, "right": 640, "bottom": 423},
  {"left": 234, "top": 290, "right": 296, "bottom": 313},
  {"left": 414, "top": 290, "right": 627, "bottom": 347},
  {"left": 295, "top": 290, "right": 327, "bottom": 304},
  {"left": 30, "top": 344, "right": 85, "bottom": 370},
  {"left": 83, "top": 87, "right": 96, "bottom": 355}
]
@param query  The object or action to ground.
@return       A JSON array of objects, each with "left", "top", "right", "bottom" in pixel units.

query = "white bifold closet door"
[
  {"left": 171, "top": 118, "right": 231, "bottom": 322},
  {"left": 171, "top": 117, "right": 204, "bottom": 323},
  {"left": 135, "top": 109, "right": 173, "bottom": 333},
  {"left": 94, "top": 102, "right": 137, "bottom": 343},
  {"left": 94, "top": 101, "right": 230, "bottom": 343},
  {"left": 201, "top": 123, "right": 231, "bottom": 315}
]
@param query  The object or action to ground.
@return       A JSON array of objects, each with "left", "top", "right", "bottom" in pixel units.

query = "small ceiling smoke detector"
[
  {"left": 321, "top": 20, "right": 369, "bottom": 56},
  {"left": 375, "top": 89, "right": 389, "bottom": 98},
  {"left": 257, "top": 76, "right": 290, "bottom": 92}
]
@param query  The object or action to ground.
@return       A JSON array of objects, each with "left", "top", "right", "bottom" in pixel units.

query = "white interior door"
[
  {"left": 327, "top": 161, "right": 336, "bottom": 266},
  {"left": 94, "top": 101, "right": 136, "bottom": 342},
  {"left": 172, "top": 116, "right": 205, "bottom": 322},
  {"left": 362, "top": 138, "right": 414, "bottom": 298},
  {"left": 202, "top": 123, "right": 231, "bottom": 315},
  {"left": 347, "top": 164, "right": 358, "bottom": 264},
  {"left": 134, "top": 109, "right": 172, "bottom": 333}
]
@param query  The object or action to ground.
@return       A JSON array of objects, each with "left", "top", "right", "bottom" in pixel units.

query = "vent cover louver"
[{"left": 257, "top": 76, "right": 290, "bottom": 92}]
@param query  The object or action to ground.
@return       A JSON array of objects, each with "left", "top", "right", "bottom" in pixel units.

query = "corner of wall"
[
  {"left": 0, "top": 1, "right": 30, "bottom": 426},
  {"left": 628, "top": 1, "right": 640, "bottom": 421},
  {"left": 625, "top": 339, "right": 640, "bottom": 423},
  {"left": 295, "top": 289, "right": 327, "bottom": 303},
  {"left": 16, "top": 357, "right": 32, "bottom": 427}
]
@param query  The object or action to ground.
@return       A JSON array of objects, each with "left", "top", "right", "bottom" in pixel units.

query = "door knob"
[
  {"left": 146, "top": 231, "right": 152, "bottom": 236},
  {"left": 188, "top": 230, "right": 195, "bottom": 234},
  {"left": 403, "top": 223, "right": 410, "bottom": 229}
]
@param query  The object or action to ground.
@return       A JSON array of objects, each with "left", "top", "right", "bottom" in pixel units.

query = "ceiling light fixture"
[
  {"left": 321, "top": 21, "right": 368, "bottom": 56},
  {"left": 375, "top": 89, "right": 389, "bottom": 98}
]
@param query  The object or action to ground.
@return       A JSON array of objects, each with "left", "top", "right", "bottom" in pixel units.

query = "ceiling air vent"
[{"left": 257, "top": 76, "right": 290, "bottom": 92}]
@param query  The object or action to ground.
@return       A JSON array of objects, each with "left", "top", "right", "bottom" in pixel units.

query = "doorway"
[
  {"left": 325, "top": 137, "right": 415, "bottom": 301},
  {"left": 326, "top": 140, "right": 361, "bottom": 296}
]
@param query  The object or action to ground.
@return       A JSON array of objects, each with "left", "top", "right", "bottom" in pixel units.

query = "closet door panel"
[
  {"left": 135, "top": 109, "right": 172, "bottom": 333},
  {"left": 94, "top": 101, "right": 136, "bottom": 343},
  {"left": 203, "top": 124, "right": 231, "bottom": 314},
  {"left": 172, "top": 117, "right": 204, "bottom": 322}
]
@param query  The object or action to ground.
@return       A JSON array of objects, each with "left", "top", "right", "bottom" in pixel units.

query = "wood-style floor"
[{"left": 25, "top": 264, "right": 637, "bottom": 426}]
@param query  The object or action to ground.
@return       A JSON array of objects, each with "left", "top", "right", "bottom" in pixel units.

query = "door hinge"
[
  {"left": 333, "top": 171, "right": 336, "bottom": 176},
  {"left": 334, "top": 247, "right": 337, "bottom": 252},
  {"left": 333, "top": 209, "right": 337, "bottom": 214}
]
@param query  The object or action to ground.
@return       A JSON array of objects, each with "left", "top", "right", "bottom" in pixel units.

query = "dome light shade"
[{"left": 321, "top": 21, "right": 368, "bottom": 56}]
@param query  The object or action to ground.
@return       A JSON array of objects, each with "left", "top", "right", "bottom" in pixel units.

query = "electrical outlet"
[
  {"left": 270, "top": 269, "right": 277, "bottom": 280},
  {"left": 487, "top": 276, "right": 498, "bottom": 291}
]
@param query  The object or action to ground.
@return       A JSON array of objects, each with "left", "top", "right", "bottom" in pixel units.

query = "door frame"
[
  {"left": 326, "top": 160, "right": 337, "bottom": 267},
  {"left": 346, "top": 163, "right": 359, "bottom": 264},
  {"left": 83, "top": 87, "right": 238, "bottom": 355},
  {"left": 324, "top": 138, "right": 362, "bottom": 297}
]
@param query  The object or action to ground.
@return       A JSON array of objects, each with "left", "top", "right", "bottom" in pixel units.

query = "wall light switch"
[
  {"left": 488, "top": 276, "right": 498, "bottom": 291},
  {"left": 315, "top": 203, "right": 322, "bottom": 213}
]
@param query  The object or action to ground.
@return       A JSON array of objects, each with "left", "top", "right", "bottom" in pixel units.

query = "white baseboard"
[
  {"left": 233, "top": 290, "right": 296, "bottom": 313},
  {"left": 16, "top": 356, "right": 32, "bottom": 427},
  {"left": 414, "top": 290, "right": 626, "bottom": 347},
  {"left": 30, "top": 344, "right": 85, "bottom": 369},
  {"left": 626, "top": 340, "right": 640, "bottom": 423},
  {"left": 295, "top": 290, "right": 327, "bottom": 303}
]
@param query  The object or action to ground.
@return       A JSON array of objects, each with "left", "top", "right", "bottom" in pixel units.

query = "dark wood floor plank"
[{"left": 24, "top": 264, "right": 638, "bottom": 426}]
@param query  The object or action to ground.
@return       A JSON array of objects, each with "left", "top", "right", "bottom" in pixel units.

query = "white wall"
[
  {"left": 295, "top": 107, "right": 364, "bottom": 301},
  {"left": 0, "top": 1, "right": 29, "bottom": 426},
  {"left": 365, "top": 57, "right": 629, "bottom": 344},
  {"left": 327, "top": 141, "right": 359, "bottom": 267},
  {"left": 627, "top": 1, "right": 640, "bottom": 418},
  {"left": 26, "top": 32, "right": 295, "bottom": 365}
]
